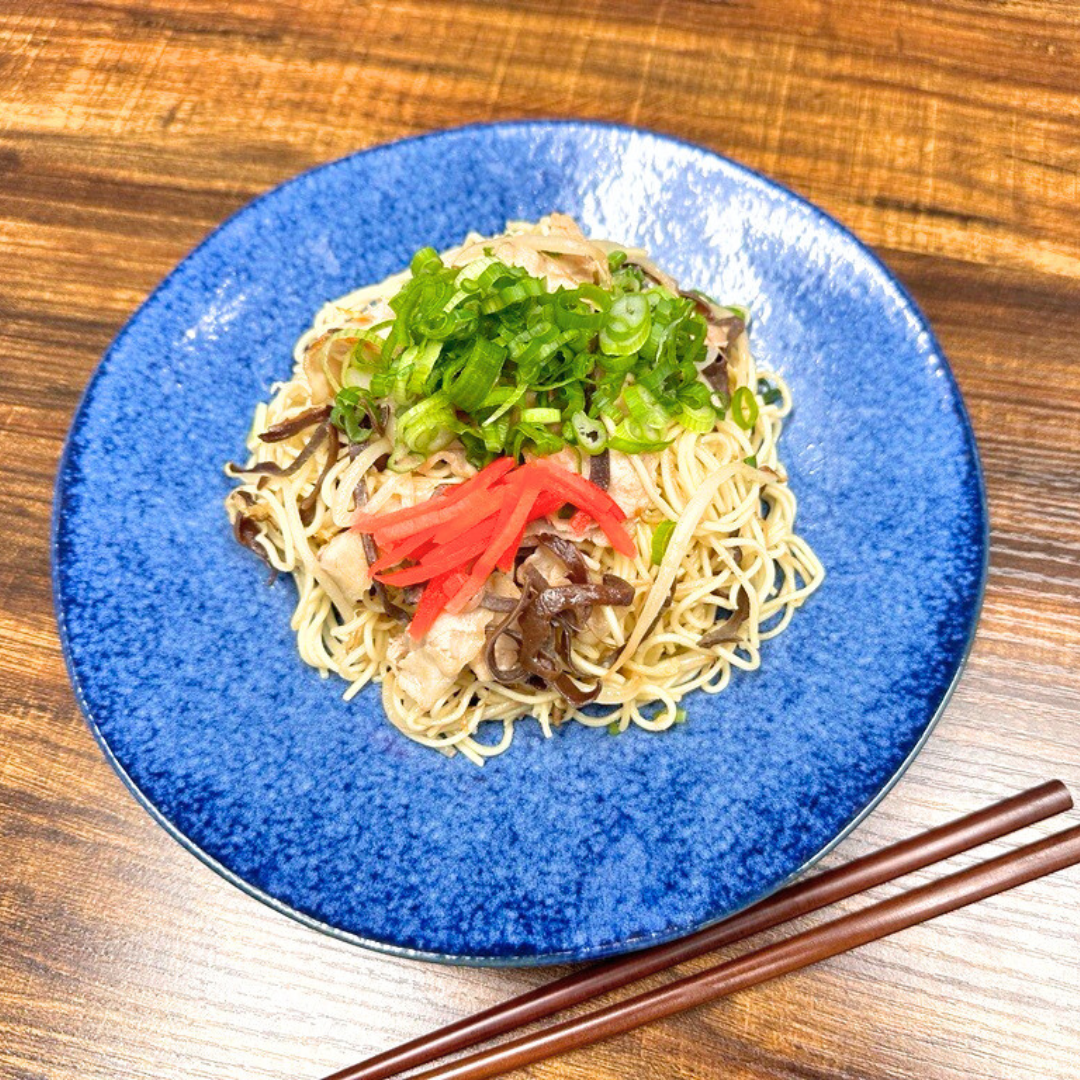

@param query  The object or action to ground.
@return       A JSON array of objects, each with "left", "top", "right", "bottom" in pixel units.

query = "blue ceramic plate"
[{"left": 53, "top": 121, "right": 986, "bottom": 965}]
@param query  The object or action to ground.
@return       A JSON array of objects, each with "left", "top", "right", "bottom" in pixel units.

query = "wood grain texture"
[{"left": 1, "top": 1, "right": 1078, "bottom": 1078}]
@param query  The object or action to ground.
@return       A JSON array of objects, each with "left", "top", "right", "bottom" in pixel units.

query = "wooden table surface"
[{"left": 2, "top": 2, "right": 1079, "bottom": 1078}]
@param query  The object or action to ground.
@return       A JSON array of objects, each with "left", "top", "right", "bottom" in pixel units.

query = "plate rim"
[{"left": 51, "top": 118, "right": 990, "bottom": 966}]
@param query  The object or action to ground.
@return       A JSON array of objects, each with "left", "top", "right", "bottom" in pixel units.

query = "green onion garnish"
[
  {"left": 482, "top": 384, "right": 527, "bottom": 426},
  {"left": 446, "top": 338, "right": 506, "bottom": 412},
  {"left": 757, "top": 377, "right": 783, "bottom": 406},
  {"left": 678, "top": 401, "right": 717, "bottom": 434},
  {"left": 607, "top": 720, "right": 622, "bottom": 735},
  {"left": 520, "top": 407, "right": 561, "bottom": 425},
  {"left": 743, "top": 454, "right": 757, "bottom": 468},
  {"left": 331, "top": 245, "right": 750, "bottom": 463},
  {"left": 651, "top": 519, "right": 676, "bottom": 565},
  {"left": 571, "top": 411, "right": 607, "bottom": 454},
  {"left": 607, "top": 422, "right": 673, "bottom": 454},
  {"left": 623, "top": 383, "right": 667, "bottom": 433},
  {"left": 405, "top": 341, "right": 444, "bottom": 397},
  {"left": 409, "top": 246, "right": 442, "bottom": 276},
  {"left": 600, "top": 294, "right": 652, "bottom": 356},
  {"left": 731, "top": 386, "right": 759, "bottom": 431},
  {"left": 329, "top": 386, "right": 376, "bottom": 445},
  {"left": 397, "top": 392, "right": 457, "bottom": 454}
]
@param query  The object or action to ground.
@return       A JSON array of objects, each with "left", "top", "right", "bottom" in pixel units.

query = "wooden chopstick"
[
  {"left": 325, "top": 781, "right": 1071, "bottom": 1080},
  {"left": 403, "top": 822, "right": 1080, "bottom": 1080}
]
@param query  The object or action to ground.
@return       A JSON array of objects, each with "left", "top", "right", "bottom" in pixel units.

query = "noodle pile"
[{"left": 227, "top": 228, "right": 824, "bottom": 764}]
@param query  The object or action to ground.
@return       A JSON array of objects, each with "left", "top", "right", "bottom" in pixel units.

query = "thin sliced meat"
[
  {"left": 395, "top": 608, "right": 494, "bottom": 711},
  {"left": 317, "top": 531, "right": 371, "bottom": 604}
]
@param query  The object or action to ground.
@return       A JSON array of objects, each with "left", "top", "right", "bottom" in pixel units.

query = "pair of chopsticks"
[{"left": 324, "top": 781, "right": 1077, "bottom": 1080}]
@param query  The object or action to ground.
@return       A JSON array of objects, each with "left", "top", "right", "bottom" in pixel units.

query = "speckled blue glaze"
[{"left": 53, "top": 121, "right": 986, "bottom": 965}]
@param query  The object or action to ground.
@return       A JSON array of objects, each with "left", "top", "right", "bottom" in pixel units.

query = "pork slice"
[
  {"left": 395, "top": 608, "right": 494, "bottom": 711},
  {"left": 606, "top": 450, "right": 653, "bottom": 519},
  {"left": 317, "top": 530, "right": 371, "bottom": 604}
]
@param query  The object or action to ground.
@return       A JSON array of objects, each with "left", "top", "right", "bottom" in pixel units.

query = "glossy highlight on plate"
[{"left": 52, "top": 121, "right": 987, "bottom": 964}]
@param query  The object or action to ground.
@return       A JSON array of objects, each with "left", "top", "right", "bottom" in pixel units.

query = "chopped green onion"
[
  {"left": 520, "top": 407, "right": 561, "bottom": 424},
  {"left": 553, "top": 285, "right": 610, "bottom": 331},
  {"left": 482, "top": 384, "right": 526, "bottom": 426},
  {"left": 481, "top": 413, "right": 510, "bottom": 453},
  {"left": 672, "top": 707, "right": 688, "bottom": 725},
  {"left": 561, "top": 381, "right": 586, "bottom": 419},
  {"left": 743, "top": 454, "right": 758, "bottom": 468},
  {"left": 475, "top": 261, "right": 520, "bottom": 293},
  {"left": 409, "top": 246, "right": 442, "bottom": 276},
  {"left": 454, "top": 256, "right": 500, "bottom": 292},
  {"left": 509, "top": 421, "right": 562, "bottom": 458},
  {"left": 575, "top": 283, "right": 614, "bottom": 313},
  {"left": 600, "top": 294, "right": 651, "bottom": 356},
  {"left": 447, "top": 338, "right": 506, "bottom": 412},
  {"left": 651, "top": 519, "right": 676, "bottom": 566},
  {"left": 571, "top": 411, "right": 608, "bottom": 454},
  {"left": 607, "top": 419, "right": 673, "bottom": 454},
  {"left": 611, "top": 263, "right": 645, "bottom": 293},
  {"left": 596, "top": 351, "right": 638, "bottom": 375},
  {"left": 479, "top": 277, "right": 545, "bottom": 313},
  {"left": 457, "top": 430, "right": 492, "bottom": 470},
  {"left": 389, "top": 348, "right": 415, "bottom": 402},
  {"left": 329, "top": 387, "right": 376, "bottom": 445},
  {"left": 608, "top": 436, "right": 672, "bottom": 454},
  {"left": 757, "top": 377, "right": 783, "bottom": 406},
  {"left": 338, "top": 331, "right": 383, "bottom": 388},
  {"left": 623, "top": 383, "right": 669, "bottom": 433},
  {"left": 516, "top": 327, "right": 577, "bottom": 370},
  {"left": 677, "top": 401, "right": 716, "bottom": 434},
  {"left": 352, "top": 241, "right": 749, "bottom": 460},
  {"left": 731, "top": 386, "right": 759, "bottom": 431},
  {"left": 385, "top": 445, "right": 426, "bottom": 472},
  {"left": 607, "top": 720, "right": 622, "bottom": 735},
  {"left": 405, "top": 341, "right": 443, "bottom": 397},
  {"left": 676, "top": 378, "right": 711, "bottom": 408},
  {"left": 397, "top": 392, "right": 456, "bottom": 454}
]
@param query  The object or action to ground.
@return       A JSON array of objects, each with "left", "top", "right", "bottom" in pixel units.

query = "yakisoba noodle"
[{"left": 227, "top": 219, "right": 823, "bottom": 764}]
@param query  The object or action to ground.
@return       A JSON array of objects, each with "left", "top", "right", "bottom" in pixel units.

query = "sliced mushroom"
[
  {"left": 259, "top": 404, "right": 332, "bottom": 443},
  {"left": 588, "top": 448, "right": 610, "bottom": 491},
  {"left": 699, "top": 588, "right": 752, "bottom": 647},
  {"left": 229, "top": 419, "right": 332, "bottom": 478}
]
